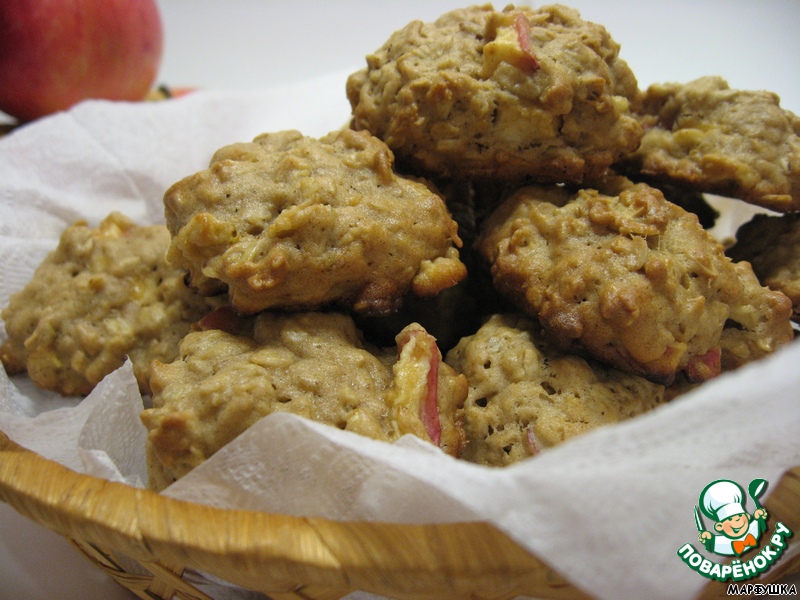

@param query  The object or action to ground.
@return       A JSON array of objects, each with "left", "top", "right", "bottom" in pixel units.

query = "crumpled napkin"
[{"left": 1, "top": 71, "right": 798, "bottom": 600}]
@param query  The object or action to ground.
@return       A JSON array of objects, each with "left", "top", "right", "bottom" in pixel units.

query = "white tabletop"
[{"left": 1, "top": 1, "right": 799, "bottom": 598}]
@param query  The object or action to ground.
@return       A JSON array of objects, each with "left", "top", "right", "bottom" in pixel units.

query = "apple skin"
[{"left": 0, "top": 0, "right": 164, "bottom": 122}]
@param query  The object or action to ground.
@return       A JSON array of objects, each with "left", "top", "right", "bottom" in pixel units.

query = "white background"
[{"left": 1, "top": 1, "right": 799, "bottom": 598}]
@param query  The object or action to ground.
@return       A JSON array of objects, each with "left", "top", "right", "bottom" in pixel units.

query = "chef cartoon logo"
[
  {"left": 697, "top": 479, "right": 767, "bottom": 557},
  {"left": 677, "top": 478, "right": 793, "bottom": 582}
]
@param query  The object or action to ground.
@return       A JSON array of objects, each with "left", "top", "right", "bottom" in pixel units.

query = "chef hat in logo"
[{"left": 700, "top": 480, "right": 746, "bottom": 521}]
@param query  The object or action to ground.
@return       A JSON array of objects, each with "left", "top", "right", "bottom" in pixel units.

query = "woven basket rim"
[
  {"left": 1, "top": 430, "right": 798, "bottom": 599},
  {"left": 0, "top": 431, "right": 587, "bottom": 598}
]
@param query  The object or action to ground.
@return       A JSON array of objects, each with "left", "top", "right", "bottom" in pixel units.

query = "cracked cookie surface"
[
  {"left": 617, "top": 76, "right": 800, "bottom": 212},
  {"left": 347, "top": 4, "right": 642, "bottom": 183},
  {"left": 477, "top": 182, "right": 793, "bottom": 384},
  {"left": 164, "top": 129, "right": 466, "bottom": 316},
  {"left": 142, "top": 311, "right": 466, "bottom": 490},
  {"left": 1, "top": 212, "right": 220, "bottom": 396},
  {"left": 445, "top": 314, "right": 666, "bottom": 466}
]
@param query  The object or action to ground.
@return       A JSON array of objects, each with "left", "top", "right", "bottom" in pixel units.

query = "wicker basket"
[{"left": 0, "top": 431, "right": 798, "bottom": 599}]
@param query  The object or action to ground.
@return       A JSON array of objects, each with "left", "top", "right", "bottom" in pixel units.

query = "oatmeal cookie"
[
  {"left": 346, "top": 4, "right": 642, "bottom": 184},
  {"left": 141, "top": 311, "right": 466, "bottom": 490},
  {"left": 586, "top": 169, "right": 720, "bottom": 230},
  {"left": 445, "top": 314, "right": 666, "bottom": 467},
  {"left": 728, "top": 212, "right": 800, "bottom": 322},
  {"left": 0, "top": 212, "right": 220, "bottom": 396},
  {"left": 164, "top": 128, "right": 466, "bottom": 316},
  {"left": 616, "top": 76, "right": 800, "bottom": 212},
  {"left": 477, "top": 183, "right": 793, "bottom": 385}
]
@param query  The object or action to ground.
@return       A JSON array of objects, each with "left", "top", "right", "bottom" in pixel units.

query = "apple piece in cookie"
[
  {"left": 141, "top": 311, "right": 466, "bottom": 491},
  {"left": 476, "top": 182, "right": 793, "bottom": 385},
  {"left": 445, "top": 314, "right": 668, "bottom": 467}
]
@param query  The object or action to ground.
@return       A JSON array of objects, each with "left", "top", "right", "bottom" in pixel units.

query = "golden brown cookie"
[
  {"left": 445, "top": 314, "right": 667, "bottom": 467},
  {"left": 585, "top": 169, "right": 720, "bottom": 230},
  {"left": 0, "top": 212, "right": 220, "bottom": 396},
  {"left": 476, "top": 182, "right": 793, "bottom": 385},
  {"left": 346, "top": 4, "right": 642, "bottom": 184},
  {"left": 728, "top": 212, "right": 800, "bottom": 322},
  {"left": 164, "top": 128, "right": 466, "bottom": 316},
  {"left": 616, "top": 76, "right": 800, "bottom": 212},
  {"left": 141, "top": 311, "right": 466, "bottom": 490}
]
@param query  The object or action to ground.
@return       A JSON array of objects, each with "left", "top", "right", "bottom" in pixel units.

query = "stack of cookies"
[
  {"left": 345, "top": 4, "right": 797, "bottom": 466},
  {"left": 2, "top": 4, "right": 797, "bottom": 482}
]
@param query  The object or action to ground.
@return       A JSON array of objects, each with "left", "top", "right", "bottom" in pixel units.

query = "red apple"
[{"left": 0, "top": 0, "right": 163, "bottom": 122}]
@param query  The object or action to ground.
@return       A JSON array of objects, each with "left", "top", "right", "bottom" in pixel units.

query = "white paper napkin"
[{"left": 1, "top": 72, "right": 798, "bottom": 600}]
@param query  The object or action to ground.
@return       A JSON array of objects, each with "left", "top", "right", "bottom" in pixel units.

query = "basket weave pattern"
[{"left": 1, "top": 431, "right": 798, "bottom": 599}]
